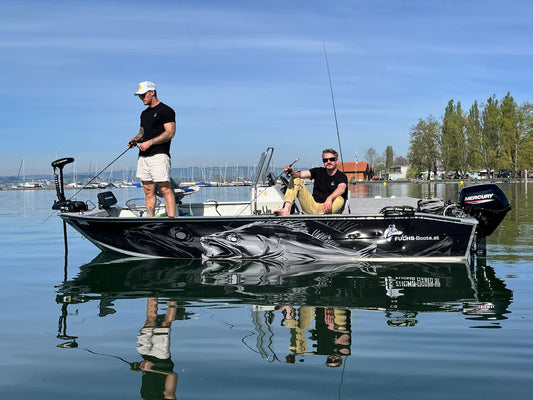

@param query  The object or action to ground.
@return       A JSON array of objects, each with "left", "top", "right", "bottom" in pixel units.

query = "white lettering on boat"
[
  {"left": 464, "top": 193, "right": 494, "bottom": 202},
  {"left": 393, "top": 235, "right": 440, "bottom": 241},
  {"left": 390, "top": 277, "right": 442, "bottom": 288}
]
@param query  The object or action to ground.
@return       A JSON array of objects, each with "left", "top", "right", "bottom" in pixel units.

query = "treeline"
[{"left": 408, "top": 92, "right": 533, "bottom": 178}]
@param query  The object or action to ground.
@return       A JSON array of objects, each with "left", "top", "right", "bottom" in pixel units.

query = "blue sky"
[{"left": 1, "top": 0, "right": 532, "bottom": 176}]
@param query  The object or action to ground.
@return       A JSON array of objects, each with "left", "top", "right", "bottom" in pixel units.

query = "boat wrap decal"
[{"left": 61, "top": 213, "right": 477, "bottom": 261}]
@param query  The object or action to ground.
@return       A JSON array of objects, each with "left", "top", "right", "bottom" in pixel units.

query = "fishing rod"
[
  {"left": 323, "top": 41, "right": 351, "bottom": 213},
  {"left": 84, "top": 348, "right": 136, "bottom": 368},
  {"left": 43, "top": 143, "right": 136, "bottom": 223},
  {"left": 68, "top": 143, "right": 136, "bottom": 201},
  {"left": 323, "top": 41, "right": 346, "bottom": 168}
]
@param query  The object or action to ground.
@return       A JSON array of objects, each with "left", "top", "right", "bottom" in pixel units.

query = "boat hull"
[{"left": 61, "top": 212, "right": 477, "bottom": 262}]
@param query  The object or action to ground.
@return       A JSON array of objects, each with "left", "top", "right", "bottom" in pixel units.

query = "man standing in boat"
[
  {"left": 274, "top": 148, "right": 348, "bottom": 215},
  {"left": 129, "top": 81, "right": 176, "bottom": 217}
]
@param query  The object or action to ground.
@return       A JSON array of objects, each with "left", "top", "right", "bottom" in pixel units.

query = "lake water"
[{"left": 1, "top": 182, "right": 532, "bottom": 399}]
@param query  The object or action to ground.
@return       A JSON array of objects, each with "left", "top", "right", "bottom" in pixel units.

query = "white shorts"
[
  {"left": 136, "top": 154, "right": 171, "bottom": 182},
  {"left": 136, "top": 327, "right": 171, "bottom": 359}
]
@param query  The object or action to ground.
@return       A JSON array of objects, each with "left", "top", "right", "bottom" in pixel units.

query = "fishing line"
[
  {"left": 338, "top": 354, "right": 348, "bottom": 400},
  {"left": 84, "top": 348, "right": 134, "bottom": 367}
]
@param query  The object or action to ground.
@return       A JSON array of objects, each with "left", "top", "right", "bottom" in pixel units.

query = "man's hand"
[
  {"left": 128, "top": 139, "right": 138, "bottom": 148},
  {"left": 283, "top": 165, "right": 293, "bottom": 175},
  {"left": 138, "top": 140, "right": 153, "bottom": 152},
  {"left": 323, "top": 197, "right": 333, "bottom": 213}
]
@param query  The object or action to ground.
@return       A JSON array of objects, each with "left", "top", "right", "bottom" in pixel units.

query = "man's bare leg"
[
  {"left": 142, "top": 181, "right": 157, "bottom": 217},
  {"left": 158, "top": 181, "right": 176, "bottom": 217}
]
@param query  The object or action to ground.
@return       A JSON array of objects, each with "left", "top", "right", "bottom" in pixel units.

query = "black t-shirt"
[
  {"left": 309, "top": 167, "right": 348, "bottom": 203},
  {"left": 139, "top": 102, "right": 176, "bottom": 157}
]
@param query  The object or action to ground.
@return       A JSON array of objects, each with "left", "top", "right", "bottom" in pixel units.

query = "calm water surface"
[{"left": 1, "top": 182, "right": 532, "bottom": 399}]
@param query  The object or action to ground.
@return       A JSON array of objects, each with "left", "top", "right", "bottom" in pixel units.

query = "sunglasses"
[
  {"left": 138, "top": 92, "right": 151, "bottom": 99},
  {"left": 322, "top": 157, "right": 337, "bottom": 163}
]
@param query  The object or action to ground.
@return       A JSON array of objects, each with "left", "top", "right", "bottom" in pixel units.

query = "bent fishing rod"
[{"left": 68, "top": 142, "right": 137, "bottom": 201}]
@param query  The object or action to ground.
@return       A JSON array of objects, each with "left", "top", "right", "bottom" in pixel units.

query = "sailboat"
[{"left": 17, "top": 158, "right": 43, "bottom": 189}]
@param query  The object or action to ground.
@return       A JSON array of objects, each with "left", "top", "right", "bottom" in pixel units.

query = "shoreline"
[{"left": 1, "top": 178, "right": 527, "bottom": 191}]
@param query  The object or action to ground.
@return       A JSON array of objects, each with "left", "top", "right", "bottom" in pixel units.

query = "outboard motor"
[
  {"left": 51, "top": 157, "right": 88, "bottom": 213},
  {"left": 458, "top": 183, "right": 511, "bottom": 256}
]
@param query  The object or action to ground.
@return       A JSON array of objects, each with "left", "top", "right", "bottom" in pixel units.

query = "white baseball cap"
[{"left": 134, "top": 81, "right": 156, "bottom": 96}]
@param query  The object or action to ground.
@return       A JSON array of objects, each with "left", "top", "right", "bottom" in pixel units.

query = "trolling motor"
[
  {"left": 458, "top": 183, "right": 512, "bottom": 256},
  {"left": 51, "top": 157, "right": 88, "bottom": 213}
]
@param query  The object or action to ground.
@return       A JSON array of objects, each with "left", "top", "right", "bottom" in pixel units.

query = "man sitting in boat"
[{"left": 274, "top": 148, "right": 348, "bottom": 215}]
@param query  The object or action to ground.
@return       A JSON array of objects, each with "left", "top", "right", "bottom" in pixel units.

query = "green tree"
[
  {"left": 385, "top": 146, "right": 394, "bottom": 171},
  {"left": 498, "top": 93, "right": 533, "bottom": 175},
  {"left": 407, "top": 116, "right": 441, "bottom": 178},
  {"left": 499, "top": 92, "right": 518, "bottom": 171},
  {"left": 500, "top": 98, "right": 533, "bottom": 174},
  {"left": 441, "top": 100, "right": 468, "bottom": 176},
  {"left": 517, "top": 103, "right": 533, "bottom": 171},
  {"left": 480, "top": 95, "right": 501, "bottom": 177},
  {"left": 466, "top": 101, "right": 484, "bottom": 170}
]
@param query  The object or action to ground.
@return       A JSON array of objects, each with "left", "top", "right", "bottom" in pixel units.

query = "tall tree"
[
  {"left": 499, "top": 92, "right": 517, "bottom": 170},
  {"left": 480, "top": 95, "right": 501, "bottom": 176},
  {"left": 385, "top": 146, "right": 394, "bottom": 171},
  {"left": 407, "top": 116, "right": 441, "bottom": 178},
  {"left": 466, "top": 101, "right": 484, "bottom": 170},
  {"left": 517, "top": 103, "right": 533, "bottom": 171},
  {"left": 441, "top": 100, "right": 468, "bottom": 176}
]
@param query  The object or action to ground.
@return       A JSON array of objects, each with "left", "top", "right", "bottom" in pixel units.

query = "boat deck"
[{"left": 343, "top": 197, "right": 420, "bottom": 214}]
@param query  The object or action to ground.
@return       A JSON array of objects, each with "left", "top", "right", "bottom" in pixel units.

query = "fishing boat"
[{"left": 51, "top": 148, "right": 511, "bottom": 262}]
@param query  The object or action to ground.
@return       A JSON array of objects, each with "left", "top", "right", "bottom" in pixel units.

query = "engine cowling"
[{"left": 458, "top": 183, "right": 511, "bottom": 237}]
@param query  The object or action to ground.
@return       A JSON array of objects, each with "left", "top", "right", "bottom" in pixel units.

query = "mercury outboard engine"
[
  {"left": 51, "top": 157, "right": 88, "bottom": 213},
  {"left": 458, "top": 183, "right": 511, "bottom": 255}
]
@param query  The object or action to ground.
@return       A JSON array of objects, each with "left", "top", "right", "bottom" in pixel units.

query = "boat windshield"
[{"left": 253, "top": 147, "right": 274, "bottom": 187}]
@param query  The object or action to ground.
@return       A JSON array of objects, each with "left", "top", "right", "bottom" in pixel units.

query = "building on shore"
[{"left": 338, "top": 162, "right": 374, "bottom": 182}]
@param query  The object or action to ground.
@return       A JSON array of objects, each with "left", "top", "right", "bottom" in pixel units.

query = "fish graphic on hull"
[{"left": 200, "top": 220, "right": 377, "bottom": 261}]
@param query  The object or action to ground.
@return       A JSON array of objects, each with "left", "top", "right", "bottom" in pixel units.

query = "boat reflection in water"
[{"left": 55, "top": 255, "right": 512, "bottom": 395}]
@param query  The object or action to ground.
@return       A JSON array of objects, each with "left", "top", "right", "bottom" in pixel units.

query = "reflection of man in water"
[
  {"left": 276, "top": 305, "right": 313, "bottom": 356},
  {"left": 278, "top": 306, "right": 351, "bottom": 367},
  {"left": 131, "top": 297, "right": 178, "bottom": 400},
  {"left": 311, "top": 307, "right": 351, "bottom": 367}
]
